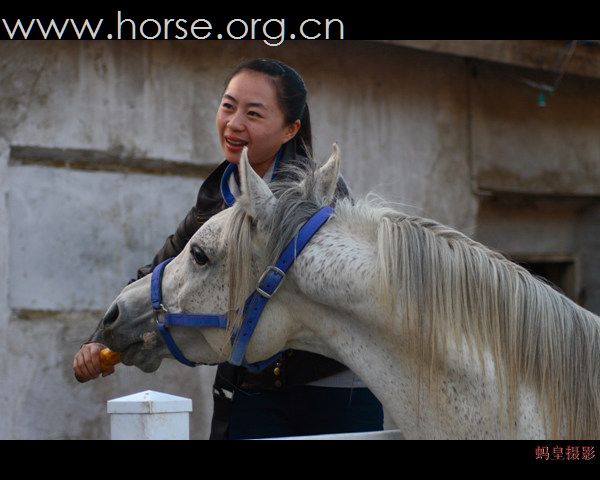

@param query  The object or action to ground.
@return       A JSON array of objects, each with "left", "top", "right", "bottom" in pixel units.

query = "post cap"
[{"left": 107, "top": 390, "right": 192, "bottom": 414}]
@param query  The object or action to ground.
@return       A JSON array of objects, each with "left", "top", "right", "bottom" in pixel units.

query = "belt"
[{"left": 215, "top": 350, "right": 349, "bottom": 392}]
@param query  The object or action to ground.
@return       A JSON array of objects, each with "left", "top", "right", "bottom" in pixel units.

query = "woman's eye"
[
  {"left": 191, "top": 245, "right": 209, "bottom": 266},
  {"left": 248, "top": 111, "right": 261, "bottom": 118}
]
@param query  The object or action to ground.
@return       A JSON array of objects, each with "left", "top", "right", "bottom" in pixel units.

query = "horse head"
[{"left": 89, "top": 145, "right": 344, "bottom": 373}]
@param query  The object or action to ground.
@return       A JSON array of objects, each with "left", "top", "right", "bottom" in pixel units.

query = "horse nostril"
[{"left": 102, "top": 302, "right": 119, "bottom": 326}]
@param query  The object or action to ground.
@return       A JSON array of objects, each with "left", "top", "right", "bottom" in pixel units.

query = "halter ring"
[{"left": 153, "top": 303, "right": 168, "bottom": 325}]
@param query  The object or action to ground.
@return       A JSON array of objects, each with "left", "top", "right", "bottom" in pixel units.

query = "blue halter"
[{"left": 151, "top": 205, "right": 335, "bottom": 369}]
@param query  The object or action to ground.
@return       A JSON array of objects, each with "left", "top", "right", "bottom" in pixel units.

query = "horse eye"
[{"left": 191, "top": 245, "right": 209, "bottom": 266}]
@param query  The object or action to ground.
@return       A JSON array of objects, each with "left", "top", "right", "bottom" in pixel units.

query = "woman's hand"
[{"left": 73, "top": 342, "right": 115, "bottom": 383}]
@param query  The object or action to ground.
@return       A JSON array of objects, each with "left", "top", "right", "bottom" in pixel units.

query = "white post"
[{"left": 107, "top": 390, "right": 192, "bottom": 440}]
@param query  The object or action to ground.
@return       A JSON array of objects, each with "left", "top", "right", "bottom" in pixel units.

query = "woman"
[{"left": 73, "top": 58, "right": 384, "bottom": 439}]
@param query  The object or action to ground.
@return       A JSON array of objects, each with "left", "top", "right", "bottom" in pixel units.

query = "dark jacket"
[{"left": 134, "top": 160, "right": 229, "bottom": 280}]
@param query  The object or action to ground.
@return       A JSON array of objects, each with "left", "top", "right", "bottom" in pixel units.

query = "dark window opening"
[{"left": 512, "top": 257, "right": 579, "bottom": 304}]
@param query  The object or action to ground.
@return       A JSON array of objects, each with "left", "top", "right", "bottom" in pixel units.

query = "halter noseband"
[{"left": 151, "top": 205, "right": 334, "bottom": 369}]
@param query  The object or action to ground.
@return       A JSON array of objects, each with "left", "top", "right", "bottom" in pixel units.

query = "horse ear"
[
  {"left": 315, "top": 143, "right": 341, "bottom": 203},
  {"left": 238, "top": 147, "right": 276, "bottom": 219}
]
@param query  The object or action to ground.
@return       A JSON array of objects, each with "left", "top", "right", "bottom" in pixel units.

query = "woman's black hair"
[{"left": 223, "top": 58, "right": 312, "bottom": 159}]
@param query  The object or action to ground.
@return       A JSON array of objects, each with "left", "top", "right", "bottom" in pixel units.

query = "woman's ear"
[
  {"left": 237, "top": 147, "right": 276, "bottom": 219},
  {"left": 283, "top": 119, "right": 301, "bottom": 143}
]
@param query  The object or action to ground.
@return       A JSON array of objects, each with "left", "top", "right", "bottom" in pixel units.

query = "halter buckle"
[
  {"left": 255, "top": 266, "right": 286, "bottom": 299},
  {"left": 153, "top": 303, "right": 168, "bottom": 325}
]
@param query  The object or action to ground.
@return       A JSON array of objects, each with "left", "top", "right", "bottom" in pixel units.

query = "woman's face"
[{"left": 216, "top": 70, "right": 300, "bottom": 177}]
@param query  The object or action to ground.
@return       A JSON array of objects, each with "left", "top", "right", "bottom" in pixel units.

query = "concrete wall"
[
  {"left": 578, "top": 204, "right": 600, "bottom": 313},
  {"left": 470, "top": 61, "right": 600, "bottom": 196},
  {"left": 0, "top": 40, "right": 598, "bottom": 439},
  {"left": 474, "top": 197, "right": 599, "bottom": 310},
  {"left": 469, "top": 59, "right": 600, "bottom": 315}
]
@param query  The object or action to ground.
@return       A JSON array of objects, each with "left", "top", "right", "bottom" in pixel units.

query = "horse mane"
[
  {"left": 219, "top": 157, "right": 324, "bottom": 346},
  {"left": 366, "top": 203, "right": 600, "bottom": 438},
  {"left": 220, "top": 204, "right": 254, "bottom": 344},
  {"left": 223, "top": 158, "right": 600, "bottom": 439}
]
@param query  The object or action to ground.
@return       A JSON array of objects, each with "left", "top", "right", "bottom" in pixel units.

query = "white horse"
[{"left": 91, "top": 145, "right": 600, "bottom": 439}]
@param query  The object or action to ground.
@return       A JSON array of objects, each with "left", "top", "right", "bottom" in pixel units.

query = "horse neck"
[
  {"left": 284, "top": 207, "right": 556, "bottom": 438},
  {"left": 283, "top": 281, "right": 553, "bottom": 439}
]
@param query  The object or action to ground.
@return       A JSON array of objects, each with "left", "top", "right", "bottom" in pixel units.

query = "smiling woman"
[
  {"left": 216, "top": 70, "right": 301, "bottom": 177},
  {"left": 73, "top": 58, "right": 383, "bottom": 440}
]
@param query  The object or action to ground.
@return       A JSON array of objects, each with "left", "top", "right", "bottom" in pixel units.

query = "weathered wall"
[
  {"left": 475, "top": 198, "right": 600, "bottom": 315},
  {"left": 577, "top": 204, "right": 600, "bottom": 314},
  {"left": 0, "top": 137, "right": 10, "bottom": 438},
  {"left": 470, "top": 61, "right": 600, "bottom": 196},
  {"left": 468, "top": 57, "right": 600, "bottom": 315},
  {"left": 0, "top": 40, "right": 597, "bottom": 439}
]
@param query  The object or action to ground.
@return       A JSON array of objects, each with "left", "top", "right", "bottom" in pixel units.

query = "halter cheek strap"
[
  {"left": 229, "top": 206, "right": 334, "bottom": 365},
  {"left": 151, "top": 205, "right": 335, "bottom": 369},
  {"left": 151, "top": 259, "right": 228, "bottom": 367}
]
